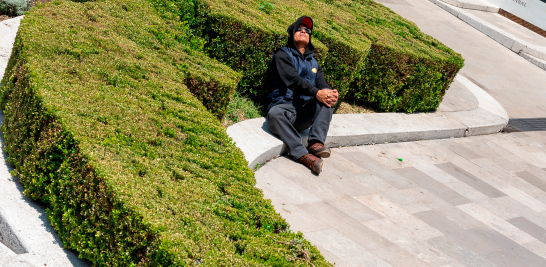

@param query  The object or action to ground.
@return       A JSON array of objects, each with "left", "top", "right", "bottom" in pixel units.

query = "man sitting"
[{"left": 267, "top": 16, "right": 338, "bottom": 175}]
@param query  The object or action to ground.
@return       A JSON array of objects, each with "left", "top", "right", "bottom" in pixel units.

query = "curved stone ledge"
[{"left": 227, "top": 75, "right": 509, "bottom": 169}]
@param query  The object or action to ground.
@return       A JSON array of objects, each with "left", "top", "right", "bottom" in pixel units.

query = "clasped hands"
[{"left": 316, "top": 89, "right": 339, "bottom": 108}]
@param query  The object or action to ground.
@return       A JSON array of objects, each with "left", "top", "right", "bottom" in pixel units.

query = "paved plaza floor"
[
  {"left": 257, "top": 132, "right": 546, "bottom": 267},
  {"left": 256, "top": 0, "right": 546, "bottom": 266}
]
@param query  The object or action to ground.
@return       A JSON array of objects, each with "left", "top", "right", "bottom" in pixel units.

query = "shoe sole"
[
  {"left": 316, "top": 159, "right": 324, "bottom": 174},
  {"left": 314, "top": 150, "right": 331, "bottom": 158}
]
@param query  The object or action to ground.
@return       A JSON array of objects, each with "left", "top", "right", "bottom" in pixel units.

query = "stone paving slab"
[{"left": 256, "top": 132, "right": 546, "bottom": 267}]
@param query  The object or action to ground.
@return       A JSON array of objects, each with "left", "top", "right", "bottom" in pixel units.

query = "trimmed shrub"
[
  {"left": 318, "top": 0, "right": 464, "bottom": 112},
  {"left": 149, "top": 0, "right": 464, "bottom": 112},
  {"left": 0, "top": 0, "right": 330, "bottom": 265},
  {"left": 0, "top": 0, "right": 28, "bottom": 16}
]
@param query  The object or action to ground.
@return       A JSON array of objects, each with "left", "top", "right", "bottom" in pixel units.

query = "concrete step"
[{"left": 438, "top": 0, "right": 499, "bottom": 12}]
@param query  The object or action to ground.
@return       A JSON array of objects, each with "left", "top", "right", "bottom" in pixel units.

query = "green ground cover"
[
  {"left": 150, "top": 0, "right": 464, "bottom": 113},
  {"left": 0, "top": 0, "right": 330, "bottom": 265}
]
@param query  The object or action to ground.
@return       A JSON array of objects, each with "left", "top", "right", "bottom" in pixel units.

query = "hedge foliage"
[
  {"left": 0, "top": 0, "right": 331, "bottom": 265},
  {"left": 150, "top": 0, "right": 464, "bottom": 112}
]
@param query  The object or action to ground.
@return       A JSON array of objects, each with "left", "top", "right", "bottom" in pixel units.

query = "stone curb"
[
  {"left": 429, "top": 0, "right": 546, "bottom": 68},
  {"left": 227, "top": 75, "right": 509, "bottom": 169},
  {"left": 437, "top": 0, "right": 499, "bottom": 12},
  {"left": 519, "top": 51, "right": 546, "bottom": 71}
]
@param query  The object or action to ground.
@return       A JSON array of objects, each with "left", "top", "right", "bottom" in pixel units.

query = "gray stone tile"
[
  {"left": 387, "top": 257, "right": 434, "bottom": 267},
  {"left": 276, "top": 169, "right": 347, "bottom": 202},
  {"left": 375, "top": 0, "right": 413, "bottom": 6},
  {"left": 321, "top": 171, "right": 376, "bottom": 199},
  {"left": 507, "top": 217, "right": 546, "bottom": 245},
  {"left": 263, "top": 156, "right": 314, "bottom": 178},
  {"left": 414, "top": 210, "right": 498, "bottom": 256},
  {"left": 484, "top": 251, "right": 529, "bottom": 267},
  {"left": 470, "top": 159, "right": 546, "bottom": 213},
  {"left": 376, "top": 237, "right": 456, "bottom": 267},
  {"left": 444, "top": 180, "right": 491, "bottom": 203},
  {"left": 477, "top": 198, "right": 520, "bottom": 220},
  {"left": 311, "top": 244, "right": 351, "bottom": 267},
  {"left": 369, "top": 245, "right": 414, "bottom": 264},
  {"left": 471, "top": 158, "right": 546, "bottom": 206},
  {"left": 463, "top": 140, "right": 528, "bottom": 173},
  {"left": 516, "top": 171, "right": 546, "bottom": 192},
  {"left": 411, "top": 161, "right": 460, "bottom": 183},
  {"left": 436, "top": 162, "right": 506, "bottom": 198},
  {"left": 358, "top": 194, "right": 443, "bottom": 241},
  {"left": 297, "top": 201, "right": 393, "bottom": 250},
  {"left": 328, "top": 152, "right": 368, "bottom": 175},
  {"left": 516, "top": 162, "right": 546, "bottom": 184},
  {"left": 254, "top": 169, "right": 322, "bottom": 205},
  {"left": 402, "top": 187, "right": 483, "bottom": 229},
  {"left": 427, "top": 235, "right": 498, "bottom": 267},
  {"left": 359, "top": 143, "right": 416, "bottom": 170},
  {"left": 464, "top": 139, "right": 515, "bottom": 159},
  {"left": 370, "top": 245, "right": 434, "bottom": 267},
  {"left": 345, "top": 172, "right": 398, "bottom": 195},
  {"left": 437, "top": 139, "right": 483, "bottom": 160},
  {"left": 395, "top": 141, "right": 452, "bottom": 165},
  {"left": 458, "top": 203, "right": 541, "bottom": 247},
  {"left": 303, "top": 228, "right": 392, "bottom": 267},
  {"left": 382, "top": 188, "right": 432, "bottom": 214},
  {"left": 468, "top": 225, "right": 546, "bottom": 267},
  {"left": 265, "top": 201, "right": 330, "bottom": 234},
  {"left": 327, "top": 194, "right": 383, "bottom": 222},
  {"left": 394, "top": 167, "right": 471, "bottom": 206},
  {"left": 488, "top": 135, "right": 546, "bottom": 168},
  {"left": 491, "top": 196, "right": 546, "bottom": 230},
  {"left": 341, "top": 152, "right": 417, "bottom": 190}
]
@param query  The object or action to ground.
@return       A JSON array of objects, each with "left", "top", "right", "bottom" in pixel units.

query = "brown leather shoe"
[
  {"left": 299, "top": 153, "right": 323, "bottom": 174},
  {"left": 307, "top": 141, "right": 331, "bottom": 158}
]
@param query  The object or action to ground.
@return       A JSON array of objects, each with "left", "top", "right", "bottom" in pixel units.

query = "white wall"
[{"left": 486, "top": 0, "right": 546, "bottom": 31}]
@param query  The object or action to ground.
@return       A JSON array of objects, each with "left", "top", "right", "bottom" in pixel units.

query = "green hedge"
[
  {"left": 150, "top": 0, "right": 464, "bottom": 112},
  {"left": 0, "top": 0, "right": 330, "bottom": 265}
]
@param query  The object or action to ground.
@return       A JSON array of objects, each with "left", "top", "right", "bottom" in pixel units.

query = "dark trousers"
[{"left": 267, "top": 99, "right": 334, "bottom": 160}]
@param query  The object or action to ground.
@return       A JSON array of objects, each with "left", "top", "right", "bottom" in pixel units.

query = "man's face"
[{"left": 294, "top": 25, "right": 310, "bottom": 47}]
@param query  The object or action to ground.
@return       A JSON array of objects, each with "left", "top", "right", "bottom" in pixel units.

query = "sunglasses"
[{"left": 297, "top": 26, "right": 312, "bottom": 35}]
